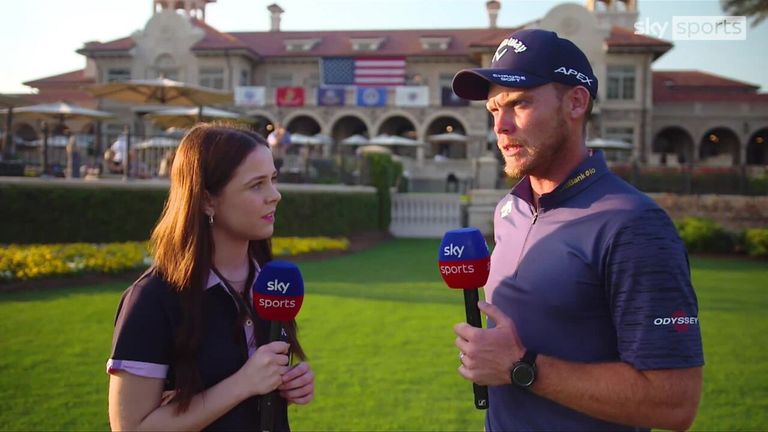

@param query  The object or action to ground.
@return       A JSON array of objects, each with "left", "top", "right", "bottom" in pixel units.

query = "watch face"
[{"left": 512, "top": 363, "right": 535, "bottom": 387}]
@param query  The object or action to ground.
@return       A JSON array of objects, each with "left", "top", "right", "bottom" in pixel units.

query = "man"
[{"left": 451, "top": 29, "right": 703, "bottom": 431}]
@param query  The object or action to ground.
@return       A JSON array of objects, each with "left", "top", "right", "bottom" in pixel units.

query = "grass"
[{"left": 0, "top": 239, "right": 766, "bottom": 431}]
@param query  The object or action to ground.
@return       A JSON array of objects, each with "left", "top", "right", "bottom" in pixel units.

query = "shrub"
[
  {"left": 744, "top": 228, "right": 768, "bottom": 258},
  {"left": 675, "top": 217, "right": 734, "bottom": 254},
  {"left": 363, "top": 154, "right": 401, "bottom": 230},
  {"left": 0, "top": 237, "right": 350, "bottom": 282},
  {"left": 0, "top": 184, "right": 380, "bottom": 244}
]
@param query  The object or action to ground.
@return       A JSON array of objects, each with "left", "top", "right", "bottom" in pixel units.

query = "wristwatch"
[{"left": 511, "top": 350, "right": 538, "bottom": 389}]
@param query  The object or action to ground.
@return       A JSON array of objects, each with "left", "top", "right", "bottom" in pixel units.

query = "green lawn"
[{"left": 0, "top": 239, "right": 765, "bottom": 431}]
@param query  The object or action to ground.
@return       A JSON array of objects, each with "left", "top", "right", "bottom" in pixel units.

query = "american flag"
[{"left": 321, "top": 57, "right": 406, "bottom": 86}]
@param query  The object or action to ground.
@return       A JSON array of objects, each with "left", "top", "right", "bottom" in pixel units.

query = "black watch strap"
[
  {"left": 521, "top": 349, "right": 538, "bottom": 365},
  {"left": 511, "top": 349, "right": 538, "bottom": 389}
]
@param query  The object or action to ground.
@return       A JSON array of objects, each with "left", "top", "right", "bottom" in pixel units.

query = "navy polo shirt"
[
  {"left": 107, "top": 267, "right": 291, "bottom": 431},
  {"left": 485, "top": 152, "right": 704, "bottom": 431}
]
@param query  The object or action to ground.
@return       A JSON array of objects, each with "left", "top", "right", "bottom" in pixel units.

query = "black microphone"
[
  {"left": 254, "top": 261, "right": 305, "bottom": 432},
  {"left": 438, "top": 227, "right": 491, "bottom": 410}
]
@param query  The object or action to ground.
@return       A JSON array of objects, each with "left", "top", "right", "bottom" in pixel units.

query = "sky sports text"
[
  {"left": 634, "top": 16, "right": 746, "bottom": 41},
  {"left": 440, "top": 263, "right": 476, "bottom": 275},
  {"left": 257, "top": 298, "right": 297, "bottom": 309},
  {"left": 266, "top": 279, "right": 290, "bottom": 294}
]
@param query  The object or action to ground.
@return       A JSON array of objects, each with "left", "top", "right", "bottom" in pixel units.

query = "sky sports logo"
[
  {"left": 634, "top": 16, "right": 747, "bottom": 41},
  {"left": 653, "top": 310, "right": 699, "bottom": 332}
]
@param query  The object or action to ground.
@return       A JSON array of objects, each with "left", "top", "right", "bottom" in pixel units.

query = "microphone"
[
  {"left": 254, "top": 260, "right": 304, "bottom": 432},
  {"left": 438, "top": 227, "right": 490, "bottom": 410}
]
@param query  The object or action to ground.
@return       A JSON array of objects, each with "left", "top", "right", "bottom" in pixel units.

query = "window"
[
  {"left": 106, "top": 68, "right": 131, "bottom": 83},
  {"left": 439, "top": 73, "right": 455, "bottom": 88},
  {"left": 284, "top": 38, "right": 321, "bottom": 52},
  {"left": 420, "top": 37, "right": 451, "bottom": 51},
  {"left": 154, "top": 54, "right": 179, "bottom": 80},
  {"left": 351, "top": 37, "right": 386, "bottom": 52},
  {"left": 199, "top": 67, "right": 225, "bottom": 89},
  {"left": 607, "top": 65, "right": 635, "bottom": 100},
  {"left": 268, "top": 73, "right": 293, "bottom": 87},
  {"left": 304, "top": 73, "right": 320, "bottom": 87},
  {"left": 240, "top": 69, "right": 250, "bottom": 86}
]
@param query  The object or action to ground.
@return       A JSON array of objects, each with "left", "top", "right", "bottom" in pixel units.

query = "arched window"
[{"left": 154, "top": 54, "right": 179, "bottom": 81}]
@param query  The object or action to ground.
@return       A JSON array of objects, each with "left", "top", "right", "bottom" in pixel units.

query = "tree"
[{"left": 722, "top": 0, "right": 768, "bottom": 26}]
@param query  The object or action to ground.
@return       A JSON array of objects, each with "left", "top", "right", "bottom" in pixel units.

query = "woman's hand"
[
  {"left": 236, "top": 341, "right": 290, "bottom": 397},
  {"left": 279, "top": 362, "right": 315, "bottom": 405}
]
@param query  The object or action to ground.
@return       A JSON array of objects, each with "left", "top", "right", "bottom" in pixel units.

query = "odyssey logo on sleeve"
[{"left": 653, "top": 310, "right": 699, "bottom": 332}]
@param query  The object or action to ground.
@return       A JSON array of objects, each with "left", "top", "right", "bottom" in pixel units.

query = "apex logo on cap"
[
  {"left": 554, "top": 67, "right": 594, "bottom": 87},
  {"left": 493, "top": 37, "right": 528, "bottom": 63}
]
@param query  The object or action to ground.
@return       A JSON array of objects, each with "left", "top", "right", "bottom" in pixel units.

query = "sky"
[{"left": 1, "top": 0, "right": 766, "bottom": 94}]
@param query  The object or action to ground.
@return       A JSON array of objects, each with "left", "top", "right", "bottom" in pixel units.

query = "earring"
[{"left": 208, "top": 214, "right": 214, "bottom": 225}]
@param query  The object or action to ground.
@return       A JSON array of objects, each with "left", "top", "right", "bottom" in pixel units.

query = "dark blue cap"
[{"left": 452, "top": 29, "right": 598, "bottom": 100}]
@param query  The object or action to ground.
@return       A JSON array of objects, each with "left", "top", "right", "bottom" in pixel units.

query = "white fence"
[{"left": 389, "top": 193, "right": 462, "bottom": 238}]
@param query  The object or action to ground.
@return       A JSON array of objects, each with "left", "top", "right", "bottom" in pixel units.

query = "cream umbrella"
[
  {"left": 0, "top": 102, "right": 114, "bottom": 175},
  {"left": 87, "top": 78, "right": 233, "bottom": 109},
  {"left": 86, "top": 78, "right": 233, "bottom": 178},
  {"left": 145, "top": 106, "right": 245, "bottom": 128},
  {"left": 0, "top": 94, "right": 23, "bottom": 158},
  {"left": 427, "top": 132, "right": 468, "bottom": 143}
]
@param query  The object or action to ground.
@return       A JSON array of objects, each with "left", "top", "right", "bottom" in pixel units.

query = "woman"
[{"left": 107, "top": 124, "right": 315, "bottom": 431}]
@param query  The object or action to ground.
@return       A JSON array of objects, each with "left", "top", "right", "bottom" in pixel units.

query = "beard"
[{"left": 503, "top": 110, "right": 569, "bottom": 178}]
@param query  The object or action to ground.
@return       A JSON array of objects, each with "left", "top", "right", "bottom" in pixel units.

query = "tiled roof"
[
  {"left": 77, "top": 16, "right": 673, "bottom": 59},
  {"left": 189, "top": 18, "right": 255, "bottom": 54},
  {"left": 229, "top": 28, "right": 518, "bottom": 58},
  {"left": 79, "top": 37, "right": 135, "bottom": 52},
  {"left": 607, "top": 26, "right": 673, "bottom": 48},
  {"left": 23, "top": 69, "right": 94, "bottom": 87},
  {"left": 653, "top": 70, "right": 768, "bottom": 102}
]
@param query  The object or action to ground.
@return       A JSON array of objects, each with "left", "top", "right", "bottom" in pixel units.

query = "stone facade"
[{"left": 10, "top": 0, "right": 768, "bottom": 185}]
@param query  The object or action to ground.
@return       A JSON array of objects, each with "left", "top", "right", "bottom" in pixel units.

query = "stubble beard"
[{"left": 503, "top": 111, "right": 569, "bottom": 179}]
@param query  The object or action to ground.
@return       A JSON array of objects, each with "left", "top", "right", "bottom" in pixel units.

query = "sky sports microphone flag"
[
  {"left": 254, "top": 260, "right": 304, "bottom": 322},
  {"left": 254, "top": 261, "right": 304, "bottom": 432},
  {"left": 438, "top": 227, "right": 490, "bottom": 410},
  {"left": 438, "top": 227, "right": 490, "bottom": 289}
]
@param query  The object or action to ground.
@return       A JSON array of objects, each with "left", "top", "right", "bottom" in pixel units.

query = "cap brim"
[{"left": 452, "top": 68, "right": 552, "bottom": 101}]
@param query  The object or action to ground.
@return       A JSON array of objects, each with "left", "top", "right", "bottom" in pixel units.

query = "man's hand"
[{"left": 454, "top": 300, "right": 526, "bottom": 386}]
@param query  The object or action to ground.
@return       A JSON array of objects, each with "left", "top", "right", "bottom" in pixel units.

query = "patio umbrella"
[
  {"left": 290, "top": 133, "right": 332, "bottom": 146},
  {"left": 86, "top": 78, "right": 233, "bottom": 107},
  {"left": 370, "top": 134, "right": 423, "bottom": 146},
  {"left": 86, "top": 78, "right": 232, "bottom": 178},
  {"left": 356, "top": 144, "right": 392, "bottom": 155},
  {"left": 427, "top": 132, "right": 468, "bottom": 143},
  {"left": 1, "top": 101, "right": 114, "bottom": 123},
  {"left": 340, "top": 134, "right": 369, "bottom": 146},
  {"left": 145, "top": 106, "right": 245, "bottom": 128},
  {"left": 0, "top": 102, "right": 114, "bottom": 175},
  {"left": 0, "top": 94, "right": 22, "bottom": 158},
  {"left": 586, "top": 138, "right": 633, "bottom": 150}
]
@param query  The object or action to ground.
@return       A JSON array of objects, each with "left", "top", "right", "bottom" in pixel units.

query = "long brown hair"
[{"left": 150, "top": 123, "right": 305, "bottom": 412}]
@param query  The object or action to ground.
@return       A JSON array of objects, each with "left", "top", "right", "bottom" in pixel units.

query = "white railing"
[{"left": 390, "top": 192, "right": 462, "bottom": 238}]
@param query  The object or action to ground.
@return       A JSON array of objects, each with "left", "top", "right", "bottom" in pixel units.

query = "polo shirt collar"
[{"left": 511, "top": 150, "right": 609, "bottom": 210}]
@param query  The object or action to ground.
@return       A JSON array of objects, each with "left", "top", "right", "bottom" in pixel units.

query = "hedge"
[
  {"left": 0, "top": 184, "right": 380, "bottom": 244},
  {"left": 674, "top": 217, "right": 768, "bottom": 258}
]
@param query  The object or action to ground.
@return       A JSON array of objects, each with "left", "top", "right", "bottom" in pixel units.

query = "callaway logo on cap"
[{"left": 452, "top": 29, "right": 598, "bottom": 100}]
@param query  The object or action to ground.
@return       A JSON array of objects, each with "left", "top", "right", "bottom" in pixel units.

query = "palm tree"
[{"left": 722, "top": 0, "right": 768, "bottom": 26}]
